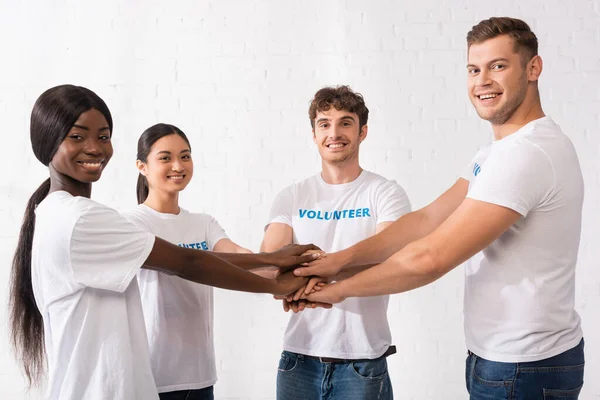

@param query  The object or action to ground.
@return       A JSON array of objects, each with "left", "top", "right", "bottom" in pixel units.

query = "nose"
[
  {"left": 331, "top": 124, "right": 344, "bottom": 139},
  {"left": 171, "top": 160, "right": 184, "bottom": 172},
  {"left": 83, "top": 138, "right": 102, "bottom": 156},
  {"left": 475, "top": 69, "right": 492, "bottom": 87}
]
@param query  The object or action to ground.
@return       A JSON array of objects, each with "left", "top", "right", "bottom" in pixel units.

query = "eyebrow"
[
  {"left": 466, "top": 58, "right": 511, "bottom": 68},
  {"left": 72, "top": 124, "right": 110, "bottom": 131},
  {"left": 316, "top": 115, "right": 356, "bottom": 124},
  {"left": 156, "top": 149, "right": 191, "bottom": 155}
]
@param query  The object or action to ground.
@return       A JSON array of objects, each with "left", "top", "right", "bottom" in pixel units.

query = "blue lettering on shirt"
[
  {"left": 178, "top": 241, "right": 208, "bottom": 250},
  {"left": 298, "top": 208, "right": 371, "bottom": 220}
]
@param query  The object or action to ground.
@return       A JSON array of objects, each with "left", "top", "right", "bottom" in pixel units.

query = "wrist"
[
  {"left": 332, "top": 279, "right": 349, "bottom": 302},
  {"left": 337, "top": 249, "right": 356, "bottom": 271},
  {"left": 256, "top": 252, "right": 272, "bottom": 265}
]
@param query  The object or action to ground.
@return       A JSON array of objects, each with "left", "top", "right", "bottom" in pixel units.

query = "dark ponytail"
[
  {"left": 137, "top": 174, "right": 150, "bottom": 205},
  {"left": 9, "top": 178, "right": 50, "bottom": 384},
  {"left": 9, "top": 85, "right": 112, "bottom": 385},
  {"left": 136, "top": 123, "right": 191, "bottom": 204}
]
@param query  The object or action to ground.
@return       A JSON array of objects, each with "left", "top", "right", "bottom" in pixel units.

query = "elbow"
[{"left": 404, "top": 241, "right": 447, "bottom": 281}]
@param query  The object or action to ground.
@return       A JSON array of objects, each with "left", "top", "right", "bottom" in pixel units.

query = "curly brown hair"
[
  {"left": 467, "top": 17, "right": 538, "bottom": 66},
  {"left": 308, "top": 86, "right": 369, "bottom": 130}
]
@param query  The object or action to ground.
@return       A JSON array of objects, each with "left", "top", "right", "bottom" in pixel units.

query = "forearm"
[
  {"left": 208, "top": 251, "right": 272, "bottom": 271},
  {"left": 336, "top": 240, "right": 445, "bottom": 297},
  {"left": 146, "top": 248, "right": 277, "bottom": 293},
  {"left": 339, "top": 210, "right": 433, "bottom": 270},
  {"left": 334, "top": 263, "right": 377, "bottom": 280}
]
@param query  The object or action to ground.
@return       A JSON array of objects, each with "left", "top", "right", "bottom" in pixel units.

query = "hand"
[
  {"left": 281, "top": 298, "right": 333, "bottom": 313},
  {"left": 306, "top": 282, "right": 347, "bottom": 305},
  {"left": 271, "top": 270, "right": 309, "bottom": 296},
  {"left": 293, "top": 251, "right": 345, "bottom": 278},
  {"left": 289, "top": 276, "right": 328, "bottom": 301},
  {"left": 299, "top": 249, "right": 327, "bottom": 266},
  {"left": 267, "top": 244, "right": 325, "bottom": 271}
]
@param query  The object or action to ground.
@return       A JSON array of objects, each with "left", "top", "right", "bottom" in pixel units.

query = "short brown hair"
[
  {"left": 308, "top": 86, "right": 369, "bottom": 129},
  {"left": 467, "top": 17, "right": 538, "bottom": 65}
]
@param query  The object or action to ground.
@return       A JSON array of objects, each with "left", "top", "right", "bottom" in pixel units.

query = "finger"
[
  {"left": 293, "top": 286, "right": 305, "bottom": 301},
  {"left": 314, "top": 301, "right": 333, "bottom": 309},
  {"left": 304, "top": 277, "right": 322, "bottom": 295},
  {"left": 295, "top": 253, "right": 322, "bottom": 265},
  {"left": 298, "top": 300, "right": 307, "bottom": 312},
  {"left": 274, "top": 294, "right": 286, "bottom": 300},
  {"left": 298, "top": 243, "right": 320, "bottom": 253},
  {"left": 283, "top": 299, "right": 290, "bottom": 312},
  {"left": 291, "top": 301, "right": 299, "bottom": 313},
  {"left": 293, "top": 265, "right": 319, "bottom": 277}
]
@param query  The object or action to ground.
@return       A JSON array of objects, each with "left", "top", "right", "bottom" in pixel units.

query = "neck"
[
  {"left": 320, "top": 158, "right": 363, "bottom": 185},
  {"left": 143, "top": 190, "right": 180, "bottom": 214},
  {"left": 48, "top": 167, "right": 92, "bottom": 198},
  {"left": 492, "top": 91, "right": 545, "bottom": 140}
]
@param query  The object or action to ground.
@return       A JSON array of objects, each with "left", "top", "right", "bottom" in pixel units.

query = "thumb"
[
  {"left": 306, "top": 290, "right": 329, "bottom": 303},
  {"left": 293, "top": 265, "right": 318, "bottom": 277}
]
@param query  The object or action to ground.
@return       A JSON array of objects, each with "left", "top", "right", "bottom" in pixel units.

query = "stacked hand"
[
  {"left": 267, "top": 244, "right": 326, "bottom": 273},
  {"left": 274, "top": 251, "right": 349, "bottom": 312}
]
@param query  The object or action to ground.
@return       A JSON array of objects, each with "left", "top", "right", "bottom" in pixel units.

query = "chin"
[{"left": 76, "top": 175, "right": 102, "bottom": 183}]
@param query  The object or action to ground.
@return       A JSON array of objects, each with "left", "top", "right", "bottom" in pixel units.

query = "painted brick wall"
[{"left": 0, "top": 0, "right": 598, "bottom": 398}]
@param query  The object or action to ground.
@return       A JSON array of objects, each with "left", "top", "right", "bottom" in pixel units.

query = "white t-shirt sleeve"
[
  {"left": 206, "top": 216, "right": 229, "bottom": 250},
  {"left": 70, "top": 204, "right": 156, "bottom": 292},
  {"left": 461, "top": 156, "right": 477, "bottom": 182},
  {"left": 266, "top": 186, "right": 294, "bottom": 228},
  {"left": 376, "top": 180, "right": 412, "bottom": 224},
  {"left": 467, "top": 142, "right": 555, "bottom": 217}
]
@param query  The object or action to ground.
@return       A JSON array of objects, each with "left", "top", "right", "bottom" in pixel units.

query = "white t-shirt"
[
  {"left": 123, "top": 205, "right": 228, "bottom": 393},
  {"left": 31, "top": 191, "right": 157, "bottom": 400},
  {"left": 461, "top": 116, "right": 584, "bottom": 363},
  {"left": 267, "top": 170, "right": 411, "bottom": 359}
]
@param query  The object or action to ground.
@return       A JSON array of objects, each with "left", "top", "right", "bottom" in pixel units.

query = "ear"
[
  {"left": 136, "top": 160, "right": 147, "bottom": 176},
  {"left": 358, "top": 125, "right": 368, "bottom": 143},
  {"left": 527, "top": 55, "right": 543, "bottom": 82}
]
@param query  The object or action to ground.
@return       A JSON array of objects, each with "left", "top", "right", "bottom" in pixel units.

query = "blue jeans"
[
  {"left": 159, "top": 386, "right": 214, "bottom": 400},
  {"left": 466, "top": 339, "right": 585, "bottom": 399},
  {"left": 277, "top": 350, "right": 393, "bottom": 400}
]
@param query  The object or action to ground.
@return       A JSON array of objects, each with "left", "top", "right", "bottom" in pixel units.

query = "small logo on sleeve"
[{"left": 473, "top": 163, "right": 482, "bottom": 177}]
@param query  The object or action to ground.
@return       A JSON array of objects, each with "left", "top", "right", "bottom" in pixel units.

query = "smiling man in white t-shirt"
[
  {"left": 303, "top": 18, "right": 586, "bottom": 399},
  {"left": 261, "top": 85, "right": 411, "bottom": 400}
]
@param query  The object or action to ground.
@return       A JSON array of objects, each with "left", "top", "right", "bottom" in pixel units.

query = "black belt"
[{"left": 303, "top": 345, "right": 397, "bottom": 364}]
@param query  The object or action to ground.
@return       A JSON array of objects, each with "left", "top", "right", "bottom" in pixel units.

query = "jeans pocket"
[
  {"left": 543, "top": 384, "right": 583, "bottom": 399},
  {"left": 350, "top": 357, "right": 388, "bottom": 381},
  {"left": 469, "top": 357, "right": 514, "bottom": 399},
  {"left": 278, "top": 351, "right": 299, "bottom": 373}
]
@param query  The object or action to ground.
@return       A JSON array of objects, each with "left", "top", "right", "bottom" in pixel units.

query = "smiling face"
[
  {"left": 50, "top": 108, "right": 113, "bottom": 183},
  {"left": 467, "top": 35, "right": 532, "bottom": 126},
  {"left": 312, "top": 108, "right": 367, "bottom": 165},
  {"left": 137, "top": 133, "right": 193, "bottom": 195}
]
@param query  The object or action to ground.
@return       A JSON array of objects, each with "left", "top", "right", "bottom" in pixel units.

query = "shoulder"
[
  {"left": 121, "top": 205, "right": 155, "bottom": 231},
  {"left": 362, "top": 171, "right": 405, "bottom": 193},
  {"left": 187, "top": 210, "right": 218, "bottom": 225},
  {"left": 273, "top": 174, "right": 319, "bottom": 200}
]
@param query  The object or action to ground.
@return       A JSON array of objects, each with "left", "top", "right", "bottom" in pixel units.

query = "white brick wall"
[{"left": 1, "top": 0, "right": 598, "bottom": 398}]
